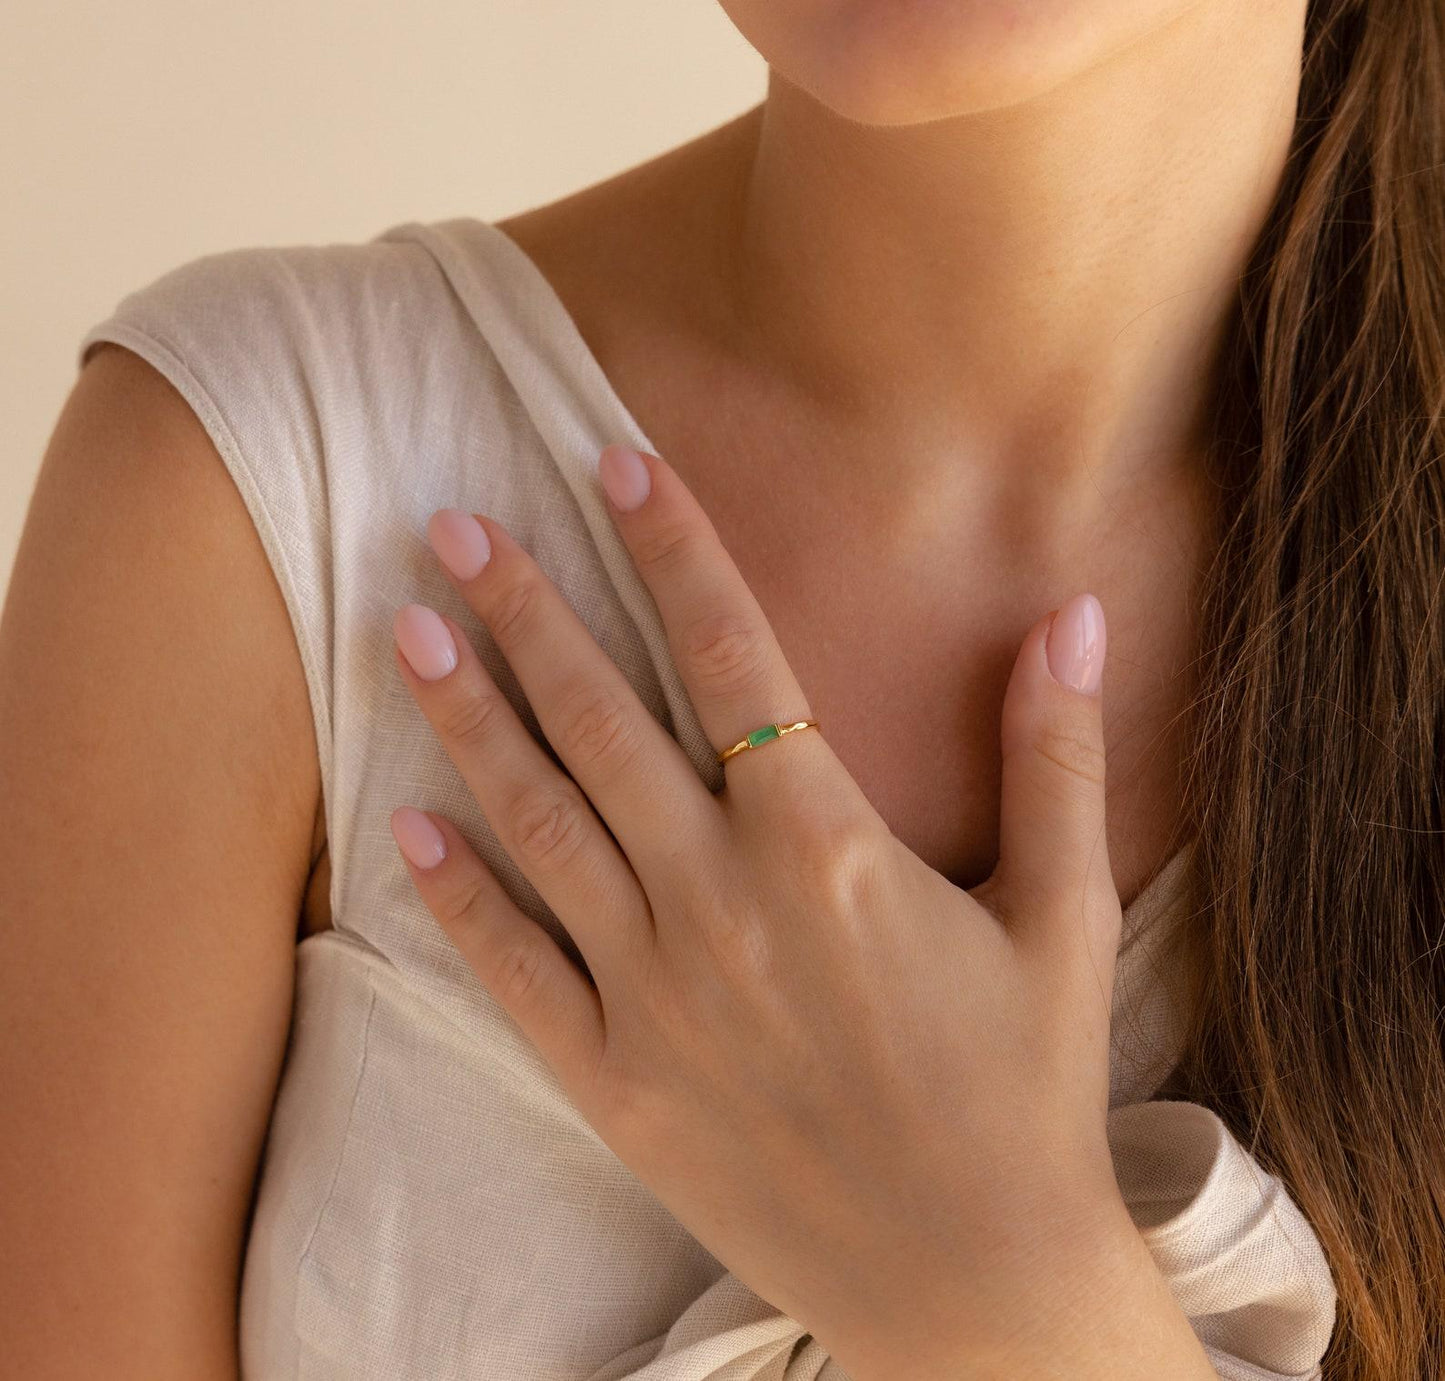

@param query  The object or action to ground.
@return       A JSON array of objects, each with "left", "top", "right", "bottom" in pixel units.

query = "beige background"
[{"left": 1, "top": 1, "right": 761, "bottom": 597}]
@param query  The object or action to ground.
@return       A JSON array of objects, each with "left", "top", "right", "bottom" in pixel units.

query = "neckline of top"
[{"left": 449, "top": 215, "right": 661, "bottom": 458}]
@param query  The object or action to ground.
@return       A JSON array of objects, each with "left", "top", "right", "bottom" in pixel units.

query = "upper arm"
[{"left": 0, "top": 343, "right": 323, "bottom": 1378}]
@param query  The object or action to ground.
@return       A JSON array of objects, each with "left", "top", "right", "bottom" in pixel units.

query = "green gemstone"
[{"left": 747, "top": 724, "right": 780, "bottom": 747}]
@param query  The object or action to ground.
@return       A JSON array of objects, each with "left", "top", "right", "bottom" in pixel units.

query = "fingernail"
[
  {"left": 428, "top": 509, "right": 491, "bottom": 580},
  {"left": 599, "top": 444, "right": 652, "bottom": 512},
  {"left": 1045, "top": 592, "right": 1105, "bottom": 694},
  {"left": 391, "top": 806, "right": 447, "bottom": 869},
  {"left": 394, "top": 603, "right": 458, "bottom": 681}
]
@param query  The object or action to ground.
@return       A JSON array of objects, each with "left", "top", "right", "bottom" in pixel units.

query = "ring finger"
[{"left": 597, "top": 445, "right": 863, "bottom": 826}]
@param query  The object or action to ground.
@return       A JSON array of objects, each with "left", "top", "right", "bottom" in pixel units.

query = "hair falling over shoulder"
[{"left": 1164, "top": 0, "right": 1445, "bottom": 1375}]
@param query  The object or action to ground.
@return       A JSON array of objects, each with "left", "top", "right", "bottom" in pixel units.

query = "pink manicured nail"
[
  {"left": 393, "top": 603, "right": 458, "bottom": 681},
  {"left": 428, "top": 509, "right": 491, "bottom": 580},
  {"left": 599, "top": 444, "right": 652, "bottom": 512},
  {"left": 391, "top": 806, "right": 447, "bottom": 869},
  {"left": 1045, "top": 592, "right": 1105, "bottom": 694}
]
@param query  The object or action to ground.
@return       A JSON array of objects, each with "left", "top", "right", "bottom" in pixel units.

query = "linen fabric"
[{"left": 76, "top": 216, "right": 1338, "bottom": 1380}]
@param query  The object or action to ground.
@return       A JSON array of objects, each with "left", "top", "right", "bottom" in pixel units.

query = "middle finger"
[{"left": 425, "top": 506, "right": 723, "bottom": 875}]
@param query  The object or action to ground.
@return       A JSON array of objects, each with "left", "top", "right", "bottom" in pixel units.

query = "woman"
[{"left": 2, "top": 0, "right": 1438, "bottom": 1376}]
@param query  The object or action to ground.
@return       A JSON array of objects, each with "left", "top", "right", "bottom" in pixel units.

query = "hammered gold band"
[{"left": 717, "top": 719, "right": 820, "bottom": 763}]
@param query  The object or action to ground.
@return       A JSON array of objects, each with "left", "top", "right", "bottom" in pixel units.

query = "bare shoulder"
[
  {"left": 62, "top": 341, "right": 325, "bottom": 855},
  {"left": 0, "top": 341, "right": 322, "bottom": 1374}
]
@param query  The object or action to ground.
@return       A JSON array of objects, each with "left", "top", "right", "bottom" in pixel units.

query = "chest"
[
  {"left": 666, "top": 444, "right": 1205, "bottom": 909},
  {"left": 298, "top": 554, "right": 1197, "bottom": 943}
]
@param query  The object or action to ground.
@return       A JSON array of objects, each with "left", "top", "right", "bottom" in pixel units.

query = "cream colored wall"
[{"left": 0, "top": 1, "right": 761, "bottom": 595}]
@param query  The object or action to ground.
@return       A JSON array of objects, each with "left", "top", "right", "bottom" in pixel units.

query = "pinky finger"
[{"left": 389, "top": 805, "right": 606, "bottom": 1094}]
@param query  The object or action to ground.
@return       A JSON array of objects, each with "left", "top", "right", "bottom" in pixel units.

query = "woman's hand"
[{"left": 387, "top": 444, "right": 1194, "bottom": 1379}]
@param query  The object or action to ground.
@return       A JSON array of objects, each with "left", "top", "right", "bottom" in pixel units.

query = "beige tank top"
[{"left": 77, "top": 217, "right": 1336, "bottom": 1380}]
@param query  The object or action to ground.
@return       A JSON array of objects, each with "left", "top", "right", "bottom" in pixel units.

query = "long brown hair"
[{"left": 1166, "top": 0, "right": 1445, "bottom": 1375}]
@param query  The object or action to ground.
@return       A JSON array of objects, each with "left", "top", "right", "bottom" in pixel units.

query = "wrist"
[
  {"left": 826, "top": 1181, "right": 1215, "bottom": 1381},
  {"left": 979, "top": 1196, "right": 1216, "bottom": 1381}
]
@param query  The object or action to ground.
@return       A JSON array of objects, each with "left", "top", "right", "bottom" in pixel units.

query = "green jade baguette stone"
[{"left": 747, "top": 724, "right": 781, "bottom": 747}]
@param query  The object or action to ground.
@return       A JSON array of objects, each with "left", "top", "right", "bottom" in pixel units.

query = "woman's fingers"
[
  {"left": 425, "top": 507, "right": 723, "bottom": 876},
  {"left": 388, "top": 805, "right": 606, "bottom": 1096},
  {"left": 989, "top": 592, "right": 1119, "bottom": 966},
  {"left": 392, "top": 604, "right": 653, "bottom": 993},
  {"left": 597, "top": 444, "right": 862, "bottom": 822}
]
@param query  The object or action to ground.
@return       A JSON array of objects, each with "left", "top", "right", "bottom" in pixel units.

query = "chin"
[{"left": 715, "top": 0, "right": 1202, "bottom": 124}]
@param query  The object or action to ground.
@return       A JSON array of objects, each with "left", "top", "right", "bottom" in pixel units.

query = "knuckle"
[
  {"left": 699, "top": 900, "right": 774, "bottom": 985},
  {"left": 602, "top": 1068, "right": 665, "bottom": 1147},
  {"left": 1030, "top": 720, "right": 1107, "bottom": 788},
  {"left": 793, "top": 811, "right": 884, "bottom": 868},
  {"left": 435, "top": 868, "right": 489, "bottom": 931},
  {"left": 555, "top": 682, "right": 645, "bottom": 776},
  {"left": 436, "top": 687, "right": 509, "bottom": 751},
  {"left": 485, "top": 573, "right": 543, "bottom": 647},
  {"left": 679, "top": 610, "right": 770, "bottom": 701},
  {"left": 507, "top": 782, "right": 591, "bottom": 872},
  {"left": 491, "top": 937, "right": 545, "bottom": 1007},
  {"left": 790, "top": 816, "right": 888, "bottom": 913},
  {"left": 630, "top": 518, "right": 694, "bottom": 579}
]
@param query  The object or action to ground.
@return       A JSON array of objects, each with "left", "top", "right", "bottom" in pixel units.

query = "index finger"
[{"left": 597, "top": 443, "right": 837, "bottom": 809}]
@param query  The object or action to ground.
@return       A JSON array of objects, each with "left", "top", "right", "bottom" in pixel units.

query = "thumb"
[{"left": 986, "top": 591, "right": 1116, "bottom": 949}]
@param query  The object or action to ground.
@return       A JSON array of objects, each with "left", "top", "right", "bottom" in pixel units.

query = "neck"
[{"left": 713, "top": 0, "right": 1306, "bottom": 511}]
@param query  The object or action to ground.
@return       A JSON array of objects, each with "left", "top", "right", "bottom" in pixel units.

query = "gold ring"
[{"left": 717, "top": 719, "right": 820, "bottom": 763}]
